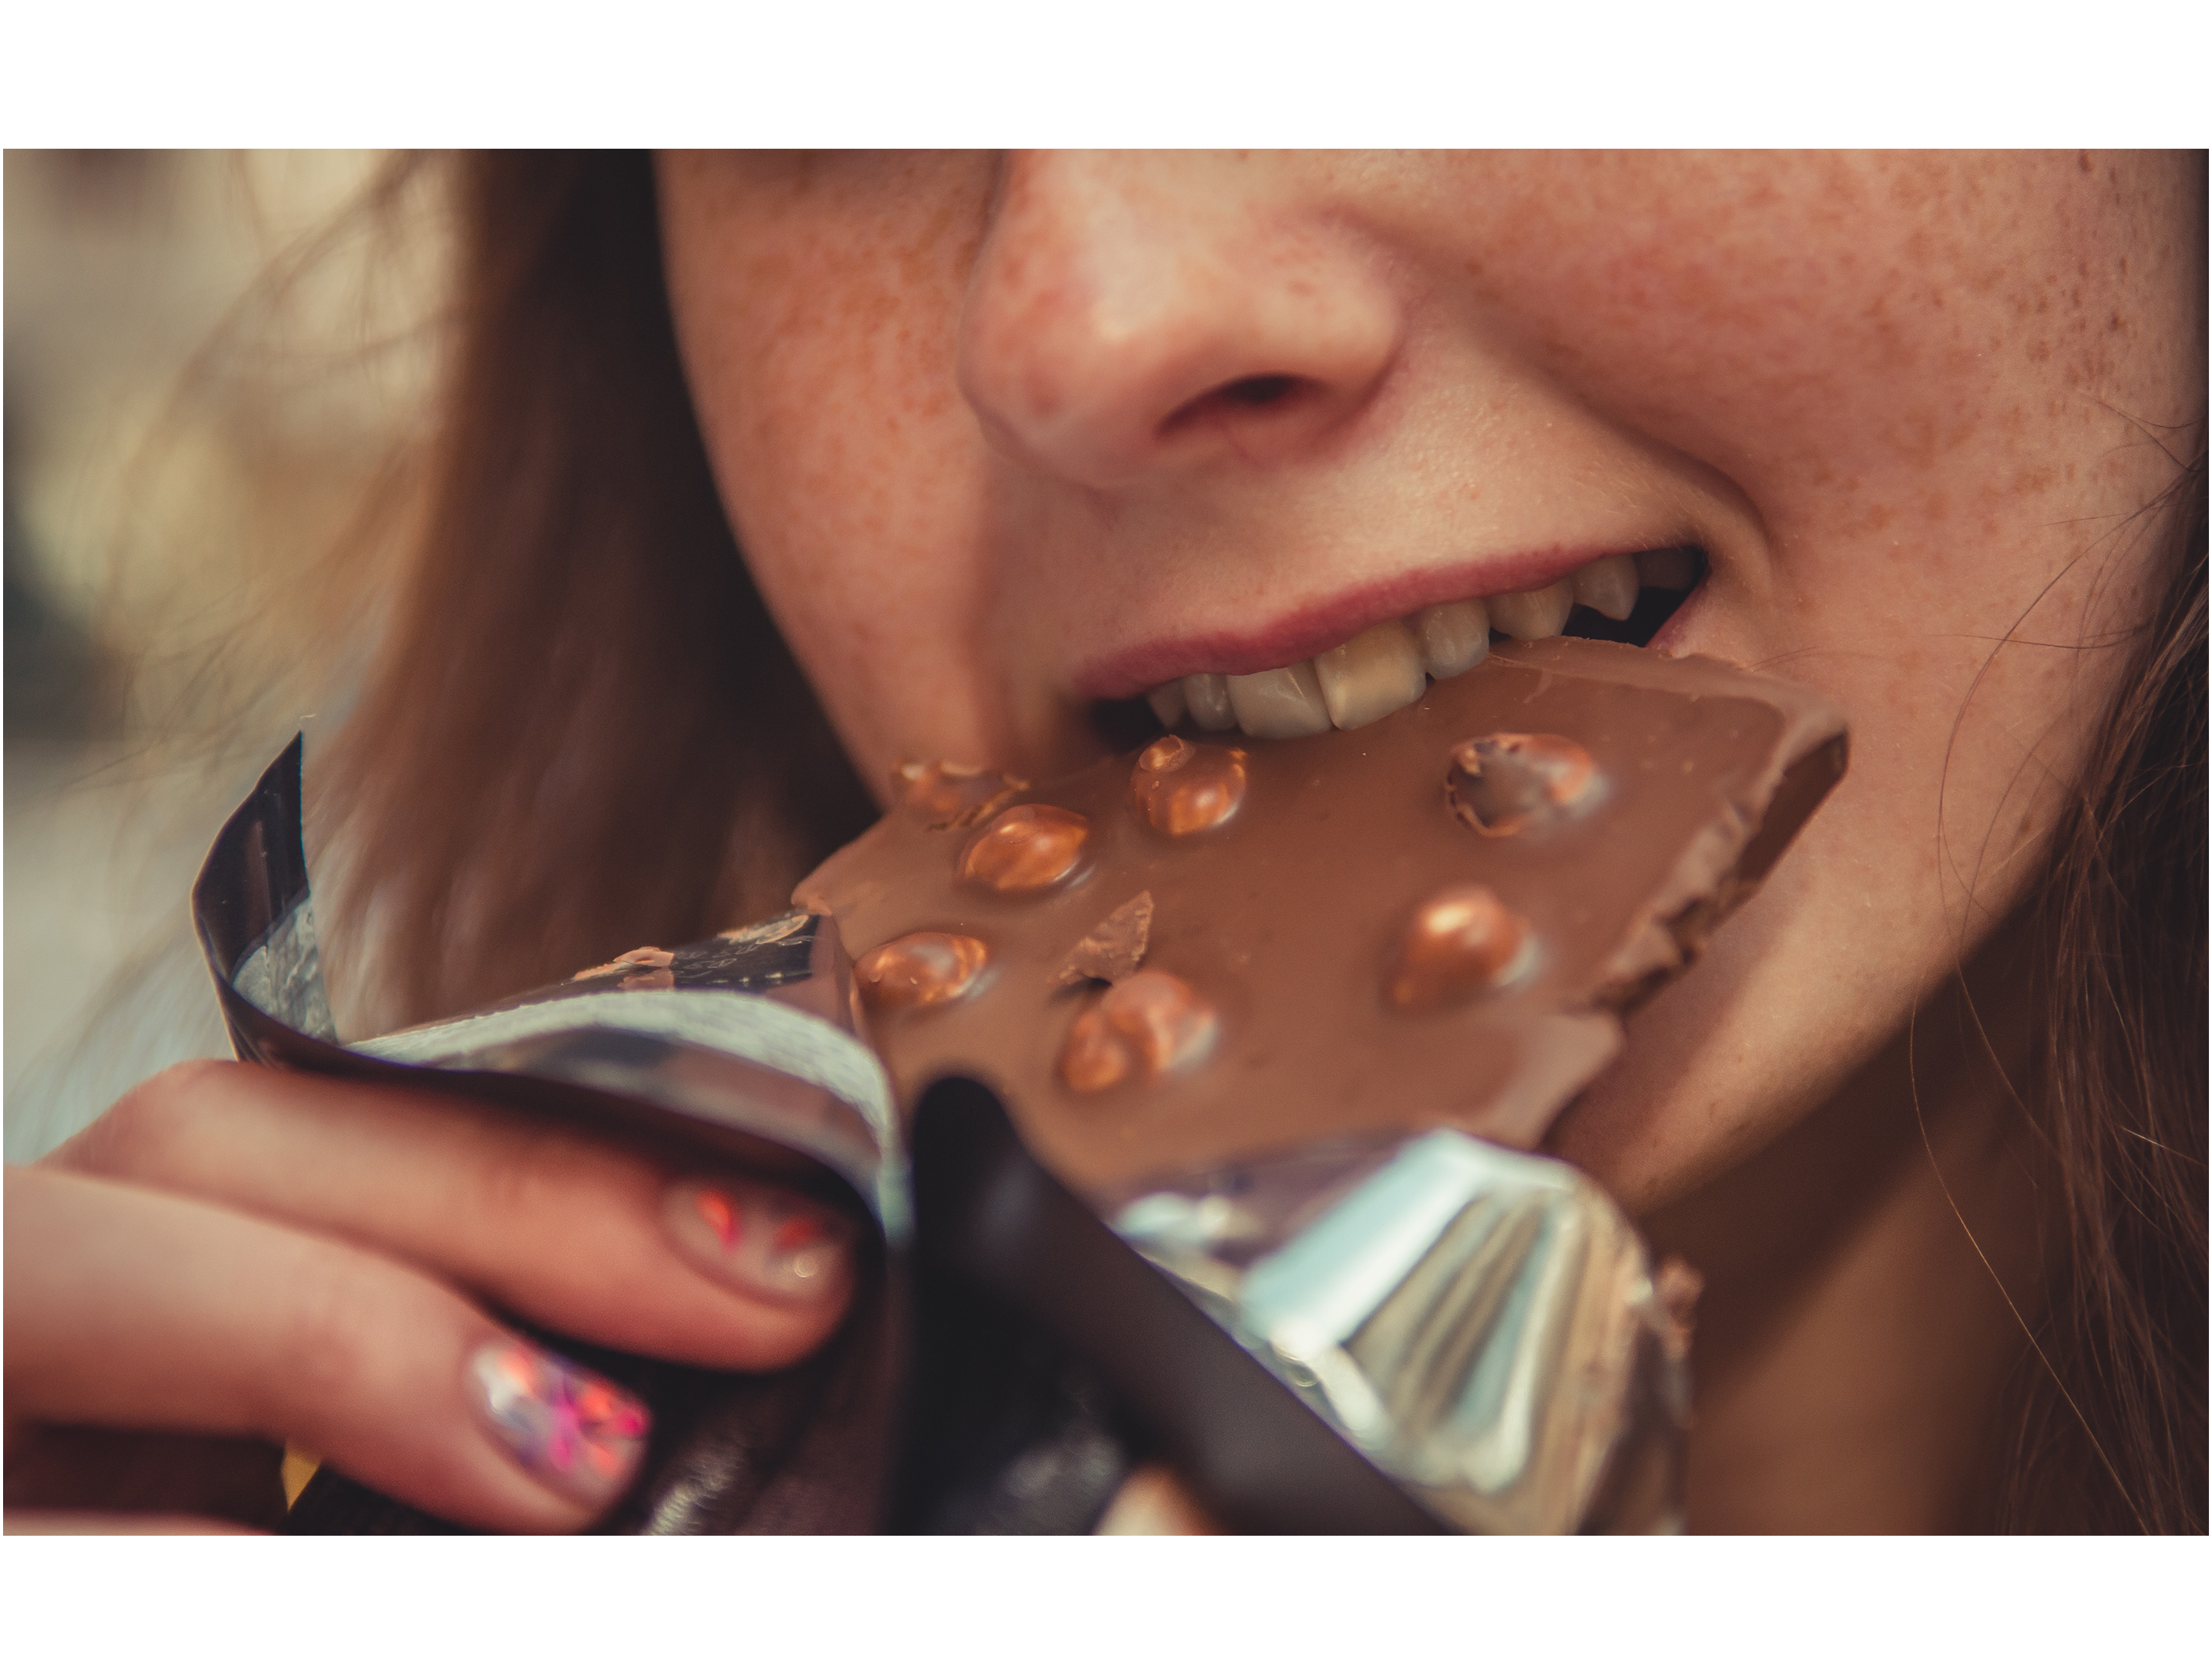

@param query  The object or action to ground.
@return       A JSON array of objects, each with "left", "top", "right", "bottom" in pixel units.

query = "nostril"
[{"left": 1158, "top": 372, "right": 1318, "bottom": 438}]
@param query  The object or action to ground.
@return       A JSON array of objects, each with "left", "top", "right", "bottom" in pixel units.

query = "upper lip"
[{"left": 1072, "top": 542, "right": 1678, "bottom": 700}]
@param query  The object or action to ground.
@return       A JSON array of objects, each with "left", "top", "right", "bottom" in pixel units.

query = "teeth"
[
  {"left": 1572, "top": 553, "right": 1639, "bottom": 621},
  {"left": 1314, "top": 620, "right": 1428, "bottom": 730},
  {"left": 1226, "top": 661, "right": 1333, "bottom": 738},
  {"left": 1635, "top": 546, "right": 1699, "bottom": 590},
  {"left": 1146, "top": 551, "right": 1700, "bottom": 740},
  {"left": 1182, "top": 672, "right": 1237, "bottom": 730},
  {"left": 1414, "top": 599, "right": 1489, "bottom": 678},
  {"left": 1488, "top": 579, "right": 1576, "bottom": 640}
]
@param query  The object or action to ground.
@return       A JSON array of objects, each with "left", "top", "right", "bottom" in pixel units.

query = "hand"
[{"left": 5, "top": 1059, "right": 861, "bottom": 1533}]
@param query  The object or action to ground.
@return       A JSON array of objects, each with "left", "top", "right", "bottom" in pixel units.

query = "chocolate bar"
[
  {"left": 198, "top": 630, "right": 1847, "bottom": 1533},
  {"left": 797, "top": 636, "right": 1848, "bottom": 1197}
]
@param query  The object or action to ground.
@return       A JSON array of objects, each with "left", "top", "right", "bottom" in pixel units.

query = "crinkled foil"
[
  {"left": 194, "top": 740, "right": 905, "bottom": 1246},
  {"left": 1105, "top": 1130, "right": 1690, "bottom": 1533}
]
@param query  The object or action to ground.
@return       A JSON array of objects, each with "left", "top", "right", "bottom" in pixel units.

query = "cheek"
[
  {"left": 1437, "top": 153, "right": 2177, "bottom": 521},
  {"left": 658, "top": 154, "right": 1003, "bottom": 794},
  {"left": 1479, "top": 154, "right": 2194, "bottom": 1200},
  {"left": 1463, "top": 153, "right": 2180, "bottom": 904}
]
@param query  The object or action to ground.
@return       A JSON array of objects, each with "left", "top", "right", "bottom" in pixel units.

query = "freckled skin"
[
  {"left": 660, "top": 148, "right": 2199, "bottom": 1191},
  {"left": 659, "top": 152, "right": 2204, "bottom": 1528}
]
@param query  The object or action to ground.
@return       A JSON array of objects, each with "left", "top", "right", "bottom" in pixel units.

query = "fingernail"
[
  {"left": 465, "top": 1338, "right": 650, "bottom": 1509},
  {"left": 663, "top": 1177, "right": 856, "bottom": 1304}
]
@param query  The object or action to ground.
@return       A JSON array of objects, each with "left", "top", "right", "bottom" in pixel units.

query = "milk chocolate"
[
  {"left": 795, "top": 637, "right": 1847, "bottom": 1196},
  {"left": 1052, "top": 891, "right": 1154, "bottom": 987}
]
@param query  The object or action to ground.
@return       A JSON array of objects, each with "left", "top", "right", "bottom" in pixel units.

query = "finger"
[
  {"left": 1093, "top": 1464, "right": 1220, "bottom": 1534},
  {"left": 4, "top": 1513, "right": 258, "bottom": 1535},
  {"left": 52, "top": 1060, "right": 861, "bottom": 1372},
  {"left": 6, "top": 1167, "right": 649, "bottom": 1533}
]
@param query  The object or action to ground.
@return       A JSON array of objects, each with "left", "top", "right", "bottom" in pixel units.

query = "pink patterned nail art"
[{"left": 466, "top": 1338, "right": 650, "bottom": 1508}]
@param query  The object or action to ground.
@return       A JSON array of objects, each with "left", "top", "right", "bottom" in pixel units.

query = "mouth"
[{"left": 1093, "top": 546, "right": 1708, "bottom": 745}]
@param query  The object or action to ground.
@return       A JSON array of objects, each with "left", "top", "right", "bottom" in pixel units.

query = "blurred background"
[{"left": 5, "top": 150, "right": 451, "bottom": 1159}]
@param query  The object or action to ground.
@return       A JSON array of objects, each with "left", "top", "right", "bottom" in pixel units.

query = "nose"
[{"left": 957, "top": 152, "right": 1405, "bottom": 491}]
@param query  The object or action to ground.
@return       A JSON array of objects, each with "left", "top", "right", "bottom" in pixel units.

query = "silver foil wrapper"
[
  {"left": 1106, "top": 1129, "right": 1692, "bottom": 1533},
  {"left": 345, "top": 914, "right": 908, "bottom": 1243}
]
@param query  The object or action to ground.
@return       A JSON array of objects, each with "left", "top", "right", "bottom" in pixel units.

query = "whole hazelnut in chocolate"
[
  {"left": 1385, "top": 884, "right": 1534, "bottom": 1011},
  {"left": 1445, "top": 732, "right": 1599, "bottom": 838},
  {"left": 1129, "top": 735, "right": 1249, "bottom": 836},
  {"left": 856, "top": 931, "right": 989, "bottom": 1010},
  {"left": 894, "top": 759, "right": 1028, "bottom": 828},
  {"left": 1059, "top": 969, "right": 1218, "bottom": 1093},
  {"left": 958, "top": 803, "right": 1091, "bottom": 894}
]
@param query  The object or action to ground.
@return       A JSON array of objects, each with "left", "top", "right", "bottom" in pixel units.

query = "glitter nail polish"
[{"left": 466, "top": 1338, "right": 650, "bottom": 1509}]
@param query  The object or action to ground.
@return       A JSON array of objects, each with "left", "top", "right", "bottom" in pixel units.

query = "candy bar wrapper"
[
  {"left": 193, "top": 739, "right": 905, "bottom": 1534},
  {"left": 908, "top": 1078, "right": 1687, "bottom": 1533},
  {"left": 1097, "top": 1123, "right": 1688, "bottom": 1533},
  {"left": 194, "top": 735, "right": 1703, "bottom": 1533}
]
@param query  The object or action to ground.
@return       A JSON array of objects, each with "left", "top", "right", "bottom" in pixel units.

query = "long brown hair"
[
  {"left": 322, "top": 151, "right": 2207, "bottom": 1530},
  {"left": 2000, "top": 448, "right": 2207, "bottom": 1533},
  {"left": 319, "top": 152, "right": 872, "bottom": 1031}
]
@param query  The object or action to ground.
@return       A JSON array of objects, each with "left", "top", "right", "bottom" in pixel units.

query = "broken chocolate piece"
[
  {"left": 1445, "top": 733, "right": 1599, "bottom": 838},
  {"left": 573, "top": 945, "right": 676, "bottom": 981},
  {"left": 956, "top": 804, "right": 1091, "bottom": 895},
  {"left": 1385, "top": 884, "right": 1533, "bottom": 1011},
  {"left": 795, "top": 637, "right": 1847, "bottom": 1194},
  {"left": 1058, "top": 970, "right": 1217, "bottom": 1093},
  {"left": 1052, "top": 892, "right": 1154, "bottom": 988},
  {"left": 1129, "top": 737, "right": 1248, "bottom": 835},
  {"left": 857, "top": 932, "right": 990, "bottom": 1010},
  {"left": 717, "top": 914, "right": 813, "bottom": 946}
]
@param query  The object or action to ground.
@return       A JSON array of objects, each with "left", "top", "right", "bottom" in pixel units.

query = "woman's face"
[{"left": 657, "top": 151, "right": 2202, "bottom": 1212}]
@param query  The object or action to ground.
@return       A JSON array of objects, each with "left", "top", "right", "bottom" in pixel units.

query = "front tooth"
[
  {"left": 1226, "top": 660, "right": 1333, "bottom": 738},
  {"left": 1414, "top": 599, "right": 1490, "bottom": 678},
  {"left": 1489, "top": 579, "right": 1575, "bottom": 640},
  {"left": 1573, "top": 554, "right": 1639, "bottom": 621},
  {"left": 1146, "top": 681, "right": 1187, "bottom": 730},
  {"left": 1636, "top": 547, "right": 1699, "bottom": 589},
  {"left": 1182, "top": 672, "right": 1237, "bottom": 730},
  {"left": 1314, "top": 620, "right": 1427, "bottom": 730}
]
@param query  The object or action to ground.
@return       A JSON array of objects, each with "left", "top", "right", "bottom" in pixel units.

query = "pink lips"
[{"left": 1074, "top": 544, "right": 1678, "bottom": 701}]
